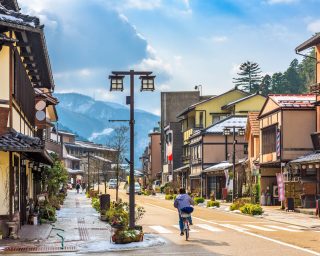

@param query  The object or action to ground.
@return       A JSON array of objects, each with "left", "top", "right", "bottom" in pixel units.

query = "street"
[{"left": 98, "top": 188, "right": 320, "bottom": 256}]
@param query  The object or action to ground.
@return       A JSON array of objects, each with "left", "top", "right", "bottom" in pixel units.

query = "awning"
[
  {"left": 203, "top": 159, "right": 246, "bottom": 173},
  {"left": 173, "top": 164, "right": 189, "bottom": 173},
  {"left": 0, "top": 130, "right": 53, "bottom": 165},
  {"left": 67, "top": 168, "right": 84, "bottom": 175},
  {"left": 65, "top": 154, "right": 81, "bottom": 161},
  {"left": 289, "top": 152, "right": 320, "bottom": 164},
  {"left": 189, "top": 173, "right": 201, "bottom": 179},
  {"left": 203, "top": 162, "right": 232, "bottom": 173},
  {"left": 26, "top": 150, "right": 53, "bottom": 165}
]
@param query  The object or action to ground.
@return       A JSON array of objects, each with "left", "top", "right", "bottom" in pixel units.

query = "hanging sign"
[{"left": 276, "top": 173, "right": 285, "bottom": 201}]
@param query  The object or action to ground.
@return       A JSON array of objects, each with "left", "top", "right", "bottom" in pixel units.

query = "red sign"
[{"left": 276, "top": 173, "right": 285, "bottom": 201}]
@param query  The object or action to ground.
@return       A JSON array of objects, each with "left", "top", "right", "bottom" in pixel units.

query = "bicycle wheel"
[{"left": 185, "top": 221, "right": 189, "bottom": 241}]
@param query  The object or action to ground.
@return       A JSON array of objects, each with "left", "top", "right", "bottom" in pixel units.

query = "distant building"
[{"left": 161, "top": 91, "right": 204, "bottom": 184}]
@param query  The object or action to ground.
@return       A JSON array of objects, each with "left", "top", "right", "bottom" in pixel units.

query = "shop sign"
[{"left": 276, "top": 173, "right": 285, "bottom": 201}]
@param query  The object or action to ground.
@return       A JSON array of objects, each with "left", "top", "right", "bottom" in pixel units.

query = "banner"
[{"left": 276, "top": 173, "right": 285, "bottom": 201}]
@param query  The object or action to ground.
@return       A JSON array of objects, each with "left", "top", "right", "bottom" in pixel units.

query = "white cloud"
[
  {"left": 211, "top": 36, "right": 228, "bottom": 43},
  {"left": 134, "top": 44, "right": 172, "bottom": 78},
  {"left": 266, "top": 0, "right": 298, "bottom": 4},
  {"left": 54, "top": 68, "right": 100, "bottom": 79},
  {"left": 200, "top": 35, "right": 229, "bottom": 44},
  {"left": 89, "top": 128, "right": 114, "bottom": 141},
  {"left": 307, "top": 20, "right": 320, "bottom": 33},
  {"left": 230, "top": 63, "right": 241, "bottom": 76}
]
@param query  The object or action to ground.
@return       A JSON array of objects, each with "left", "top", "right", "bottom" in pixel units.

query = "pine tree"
[
  {"left": 233, "top": 61, "right": 263, "bottom": 93},
  {"left": 260, "top": 74, "right": 272, "bottom": 96}
]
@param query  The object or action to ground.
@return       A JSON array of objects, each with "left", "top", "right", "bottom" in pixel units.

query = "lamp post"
[
  {"left": 223, "top": 126, "right": 245, "bottom": 202},
  {"left": 194, "top": 85, "right": 202, "bottom": 96},
  {"left": 109, "top": 70, "right": 155, "bottom": 229}
]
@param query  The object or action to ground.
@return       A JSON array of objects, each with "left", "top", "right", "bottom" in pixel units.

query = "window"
[
  {"left": 244, "top": 144, "right": 248, "bottom": 155},
  {"left": 199, "top": 112, "right": 204, "bottom": 128},
  {"left": 262, "top": 125, "right": 277, "bottom": 154}
]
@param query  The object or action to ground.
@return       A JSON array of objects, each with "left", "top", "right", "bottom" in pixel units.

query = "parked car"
[
  {"left": 108, "top": 179, "right": 118, "bottom": 189},
  {"left": 126, "top": 182, "right": 141, "bottom": 195}
]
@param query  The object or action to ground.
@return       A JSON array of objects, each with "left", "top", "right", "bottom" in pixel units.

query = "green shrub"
[
  {"left": 165, "top": 194, "right": 173, "bottom": 200},
  {"left": 173, "top": 194, "right": 177, "bottom": 200},
  {"left": 230, "top": 198, "right": 252, "bottom": 211},
  {"left": 91, "top": 197, "right": 100, "bottom": 212},
  {"left": 240, "top": 204, "right": 263, "bottom": 216},
  {"left": 207, "top": 200, "right": 220, "bottom": 208},
  {"left": 194, "top": 197, "right": 205, "bottom": 205}
]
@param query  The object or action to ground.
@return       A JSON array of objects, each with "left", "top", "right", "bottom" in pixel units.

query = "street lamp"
[
  {"left": 109, "top": 75, "right": 125, "bottom": 91},
  {"left": 223, "top": 126, "right": 246, "bottom": 202},
  {"left": 109, "top": 70, "right": 155, "bottom": 229},
  {"left": 194, "top": 84, "right": 202, "bottom": 96}
]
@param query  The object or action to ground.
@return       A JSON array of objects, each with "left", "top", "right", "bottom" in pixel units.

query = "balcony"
[
  {"left": 310, "top": 83, "right": 320, "bottom": 94},
  {"left": 183, "top": 128, "right": 194, "bottom": 144}
]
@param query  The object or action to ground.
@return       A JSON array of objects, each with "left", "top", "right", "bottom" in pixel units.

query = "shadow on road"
[{"left": 186, "top": 238, "right": 229, "bottom": 247}]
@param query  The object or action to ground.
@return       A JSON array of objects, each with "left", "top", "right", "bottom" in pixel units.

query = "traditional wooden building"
[
  {"left": 0, "top": 0, "right": 57, "bottom": 237},
  {"left": 258, "top": 94, "right": 316, "bottom": 206}
]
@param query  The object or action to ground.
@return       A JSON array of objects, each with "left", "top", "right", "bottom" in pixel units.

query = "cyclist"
[{"left": 174, "top": 188, "right": 194, "bottom": 236}]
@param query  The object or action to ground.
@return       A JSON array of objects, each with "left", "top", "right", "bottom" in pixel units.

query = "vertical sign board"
[
  {"left": 276, "top": 129, "right": 281, "bottom": 158},
  {"left": 276, "top": 173, "right": 285, "bottom": 201}
]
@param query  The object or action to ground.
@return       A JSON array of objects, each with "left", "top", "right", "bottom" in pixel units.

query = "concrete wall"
[{"left": 161, "top": 91, "right": 200, "bottom": 127}]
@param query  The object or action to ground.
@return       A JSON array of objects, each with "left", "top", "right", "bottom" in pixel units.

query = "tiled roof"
[
  {"left": 0, "top": 130, "right": 43, "bottom": 152},
  {"left": 0, "top": 4, "right": 40, "bottom": 28},
  {"left": 289, "top": 152, "right": 320, "bottom": 164},
  {"left": 205, "top": 116, "right": 247, "bottom": 134},
  {"left": 269, "top": 94, "right": 316, "bottom": 108},
  {"left": 247, "top": 112, "right": 260, "bottom": 136},
  {"left": 64, "top": 141, "right": 117, "bottom": 152}
]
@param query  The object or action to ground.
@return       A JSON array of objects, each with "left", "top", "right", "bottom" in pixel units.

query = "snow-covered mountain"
[{"left": 55, "top": 93, "right": 159, "bottom": 167}]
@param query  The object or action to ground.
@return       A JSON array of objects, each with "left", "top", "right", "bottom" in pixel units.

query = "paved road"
[{"left": 103, "top": 188, "right": 320, "bottom": 256}]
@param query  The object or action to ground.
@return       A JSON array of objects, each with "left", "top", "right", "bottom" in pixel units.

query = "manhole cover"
[{"left": 3, "top": 245, "right": 77, "bottom": 253}]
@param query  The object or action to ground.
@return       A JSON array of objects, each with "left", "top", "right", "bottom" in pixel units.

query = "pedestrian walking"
[{"left": 76, "top": 183, "right": 80, "bottom": 194}]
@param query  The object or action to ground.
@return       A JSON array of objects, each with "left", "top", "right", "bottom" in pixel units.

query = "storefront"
[{"left": 288, "top": 152, "right": 320, "bottom": 208}]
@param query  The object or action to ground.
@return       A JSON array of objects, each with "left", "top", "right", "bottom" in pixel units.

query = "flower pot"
[{"left": 100, "top": 215, "right": 107, "bottom": 221}]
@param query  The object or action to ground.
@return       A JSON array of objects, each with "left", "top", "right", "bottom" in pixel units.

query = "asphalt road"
[{"left": 102, "top": 188, "right": 320, "bottom": 256}]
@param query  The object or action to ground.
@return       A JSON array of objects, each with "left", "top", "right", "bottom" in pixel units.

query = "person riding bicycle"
[{"left": 174, "top": 188, "right": 194, "bottom": 236}]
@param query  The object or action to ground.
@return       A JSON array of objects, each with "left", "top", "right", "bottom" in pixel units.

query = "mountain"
[{"left": 54, "top": 93, "right": 160, "bottom": 167}]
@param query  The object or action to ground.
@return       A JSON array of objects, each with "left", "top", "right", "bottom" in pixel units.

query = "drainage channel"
[
  {"left": 3, "top": 245, "right": 77, "bottom": 253},
  {"left": 78, "top": 217, "right": 89, "bottom": 241}
]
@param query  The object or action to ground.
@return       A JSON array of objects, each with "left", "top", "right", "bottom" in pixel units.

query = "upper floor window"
[{"left": 262, "top": 125, "right": 277, "bottom": 154}]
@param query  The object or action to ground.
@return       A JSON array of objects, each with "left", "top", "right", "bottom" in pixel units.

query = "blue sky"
[{"left": 19, "top": 0, "right": 320, "bottom": 115}]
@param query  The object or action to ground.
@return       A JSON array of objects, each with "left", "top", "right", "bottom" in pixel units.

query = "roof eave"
[{"left": 295, "top": 33, "right": 320, "bottom": 53}]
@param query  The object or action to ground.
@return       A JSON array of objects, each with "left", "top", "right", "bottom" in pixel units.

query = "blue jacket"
[{"left": 174, "top": 194, "right": 194, "bottom": 210}]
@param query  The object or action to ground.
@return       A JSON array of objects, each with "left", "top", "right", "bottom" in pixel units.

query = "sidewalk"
[{"left": 218, "top": 202, "right": 320, "bottom": 229}]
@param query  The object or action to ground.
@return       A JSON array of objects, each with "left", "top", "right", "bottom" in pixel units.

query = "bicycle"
[{"left": 180, "top": 212, "right": 191, "bottom": 241}]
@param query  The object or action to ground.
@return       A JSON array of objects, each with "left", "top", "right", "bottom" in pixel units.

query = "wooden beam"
[
  {"left": 16, "top": 42, "right": 31, "bottom": 48},
  {"left": 20, "top": 52, "right": 34, "bottom": 58}
]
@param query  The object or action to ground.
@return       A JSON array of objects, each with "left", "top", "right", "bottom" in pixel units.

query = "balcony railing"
[{"left": 309, "top": 83, "right": 320, "bottom": 94}]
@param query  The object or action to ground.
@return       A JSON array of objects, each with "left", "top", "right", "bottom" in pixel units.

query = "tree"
[
  {"left": 284, "top": 59, "right": 305, "bottom": 94},
  {"left": 233, "top": 61, "right": 263, "bottom": 93},
  {"left": 107, "top": 126, "right": 129, "bottom": 201},
  {"left": 43, "top": 153, "right": 68, "bottom": 197},
  {"left": 298, "top": 48, "right": 316, "bottom": 90},
  {"left": 259, "top": 74, "right": 272, "bottom": 96},
  {"left": 270, "top": 72, "right": 288, "bottom": 94}
]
